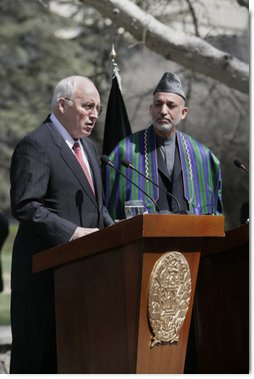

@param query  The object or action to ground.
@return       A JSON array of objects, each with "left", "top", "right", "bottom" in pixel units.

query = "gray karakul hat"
[{"left": 153, "top": 72, "right": 186, "bottom": 101}]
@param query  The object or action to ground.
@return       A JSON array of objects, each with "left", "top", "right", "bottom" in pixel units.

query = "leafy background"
[{"left": 0, "top": 0, "right": 249, "bottom": 231}]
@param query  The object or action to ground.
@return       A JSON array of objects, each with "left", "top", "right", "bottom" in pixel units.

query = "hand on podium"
[{"left": 71, "top": 226, "right": 99, "bottom": 240}]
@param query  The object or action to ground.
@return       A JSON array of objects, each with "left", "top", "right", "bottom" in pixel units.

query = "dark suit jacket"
[
  {"left": 156, "top": 141, "right": 188, "bottom": 213},
  {"left": 10, "top": 116, "right": 113, "bottom": 295}
]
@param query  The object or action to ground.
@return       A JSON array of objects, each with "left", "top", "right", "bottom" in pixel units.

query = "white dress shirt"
[{"left": 50, "top": 113, "right": 93, "bottom": 177}]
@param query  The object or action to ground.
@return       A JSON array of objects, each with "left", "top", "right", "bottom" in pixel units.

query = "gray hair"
[{"left": 51, "top": 76, "right": 79, "bottom": 107}]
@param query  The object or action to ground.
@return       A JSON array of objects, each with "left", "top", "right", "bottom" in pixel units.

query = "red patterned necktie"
[{"left": 72, "top": 142, "right": 95, "bottom": 194}]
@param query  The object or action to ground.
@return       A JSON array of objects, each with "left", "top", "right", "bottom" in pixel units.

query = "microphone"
[
  {"left": 100, "top": 155, "right": 160, "bottom": 212},
  {"left": 121, "top": 158, "right": 181, "bottom": 213},
  {"left": 234, "top": 159, "right": 249, "bottom": 174}
]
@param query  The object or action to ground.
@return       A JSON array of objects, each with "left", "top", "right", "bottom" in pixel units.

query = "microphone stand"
[
  {"left": 121, "top": 159, "right": 181, "bottom": 213},
  {"left": 101, "top": 155, "right": 160, "bottom": 213}
]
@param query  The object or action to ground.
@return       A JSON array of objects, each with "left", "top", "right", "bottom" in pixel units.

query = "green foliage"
[
  {"left": 0, "top": 293, "right": 10, "bottom": 325},
  {"left": 0, "top": 0, "right": 117, "bottom": 212},
  {"left": 0, "top": 0, "right": 249, "bottom": 229}
]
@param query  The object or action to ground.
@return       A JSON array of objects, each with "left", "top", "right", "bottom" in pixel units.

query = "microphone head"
[
  {"left": 233, "top": 159, "right": 249, "bottom": 174},
  {"left": 100, "top": 155, "right": 111, "bottom": 165},
  {"left": 234, "top": 159, "right": 242, "bottom": 168},
  {"left": 121, "top": 159, "right": 131, "bottom": 168}
]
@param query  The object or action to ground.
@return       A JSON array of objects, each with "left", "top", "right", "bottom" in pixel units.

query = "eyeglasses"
[{"left": 64, "top": 97, "right": 103, "bottom": 116}]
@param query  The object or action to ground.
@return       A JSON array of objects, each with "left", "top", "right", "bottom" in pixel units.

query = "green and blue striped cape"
[{"left": 104, "top": 126, "right": 223, "bottom": 220}]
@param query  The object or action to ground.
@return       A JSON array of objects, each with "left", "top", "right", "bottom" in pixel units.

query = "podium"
[
  {"left": 33, "top": 214, "right": 224, "bottom": 374},
  {"left": 187, "top": 222, "right": 249, "bottom": 373}
]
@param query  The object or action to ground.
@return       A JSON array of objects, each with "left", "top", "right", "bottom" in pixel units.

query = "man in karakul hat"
[{"left": 104, "top": 72, "right": 223, "bottom": 220}]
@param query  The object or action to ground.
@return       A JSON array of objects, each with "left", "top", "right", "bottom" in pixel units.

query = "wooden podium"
[
  {"left": 186, "top": 222, "right": 249, "bottom": 374},
  {"left": 33, "top": 214, "right": 224, "bottom": 374}
]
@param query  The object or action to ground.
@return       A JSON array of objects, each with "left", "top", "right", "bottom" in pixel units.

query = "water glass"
[{"left": 124, "top": 200, "right": 145, "bottom": 219}]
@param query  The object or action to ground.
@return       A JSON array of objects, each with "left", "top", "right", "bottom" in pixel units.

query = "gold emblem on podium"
[{"left": 148, "top": 251, "right": 191, "bottom": 347}]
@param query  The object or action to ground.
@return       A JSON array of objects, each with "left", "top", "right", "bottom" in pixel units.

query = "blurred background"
[{"left": 0, "top": 0, "right": 249, "bottom": 326}]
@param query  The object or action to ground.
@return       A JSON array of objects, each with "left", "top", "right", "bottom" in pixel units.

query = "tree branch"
[
  {"left": 236, "top": 0, "right": 249, "bottom": 9},
  {"left": 81, "top": 0, "right": 249, "bottom": 94}
]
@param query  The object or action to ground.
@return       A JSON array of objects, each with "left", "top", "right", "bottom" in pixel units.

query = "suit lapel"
[
  {"left": 172, "top": 143, "right": 182, "bottom": 181},
  {"left": 157, "top": 147, "right": 172, "bottom": 182},
  {"left": 80, "top": 138, "right": 103, "bottom": 208},
  {"left": 157, "top": 141, "right": 182, "bottom": 182},
  {"left": 46, "top": 123, "right": 98, "bottom": 207}
]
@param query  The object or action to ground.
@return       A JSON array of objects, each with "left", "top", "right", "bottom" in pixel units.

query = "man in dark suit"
[{"left": 9, "top": 76, "right": 114, "bottom": 373}]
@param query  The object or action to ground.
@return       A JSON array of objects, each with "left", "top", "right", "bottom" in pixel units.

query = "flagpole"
[
  {"left": 110, "top": 44, "right": 122, "bottom": 90},
  {"left": 102, "top": 45, "right": 131, "bottom": 156},
  {"left": 110, "top": 44, "right": 117, "bottom": 75}
]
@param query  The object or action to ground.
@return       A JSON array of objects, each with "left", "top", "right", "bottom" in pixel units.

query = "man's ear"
[
  {"left": 181, "top": 106, "right": 189, "bottom": 120},
  {"left": 58, "top": 98, "right": 66, "bottom": 114}
]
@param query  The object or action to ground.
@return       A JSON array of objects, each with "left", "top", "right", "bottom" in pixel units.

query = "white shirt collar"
[
  {"left": 49, "top": 113, "right": 93, "bottom": 173},
  {"left": 50, "top": 113, "right": 78, "bottom": 149}
]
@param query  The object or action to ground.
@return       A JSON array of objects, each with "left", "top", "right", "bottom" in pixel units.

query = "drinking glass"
[{"left": 124, "top": 200, "right": 145, "bottom": 219}]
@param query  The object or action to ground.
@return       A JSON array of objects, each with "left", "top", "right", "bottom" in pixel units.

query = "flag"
[{"left": 102, "top": 71, "right": 132, "bottom": 156}]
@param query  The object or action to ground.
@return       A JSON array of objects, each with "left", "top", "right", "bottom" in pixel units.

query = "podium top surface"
[{"left": 33, "top": 214, "right": 224, "bottom": 273}]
